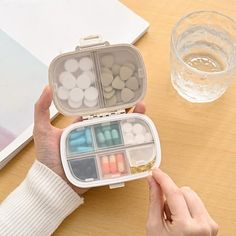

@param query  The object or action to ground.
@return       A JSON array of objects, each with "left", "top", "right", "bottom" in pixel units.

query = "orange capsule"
[
  {"left": 101, "top": 156, "right": 110, "bottom": 175},
  {"left": 109, "top": 155, "right": 117, "bottom": 173},
  {"left": 116, "top": 153, "right": 125, "bottom": 173}
]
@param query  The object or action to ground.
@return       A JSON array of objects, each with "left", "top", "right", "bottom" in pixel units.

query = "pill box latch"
[
  {"left": 109, "top": 182, "right": 125, "bottom": 189},
  {"left": 76, "top": 35, "right": 109, "bottom": 50},
  {"left": 82, "top": 109, "right": 126, "bottom": 120}
]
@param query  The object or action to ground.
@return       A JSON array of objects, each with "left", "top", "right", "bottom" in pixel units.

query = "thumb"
[
  {"left": 146, "top": 176, "right": 164, "bottom": 235},
  {"left": 34, "top": 86, "right": 53, "bottom": 129}
]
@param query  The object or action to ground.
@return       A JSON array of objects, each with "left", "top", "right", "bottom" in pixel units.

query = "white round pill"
[
  {"left": 77, "top": 72, "right": 92, "bottom": 89},
  {"left": 122, "top": 122, "right": 133, "bottom": 133},
  {"left": 68, "top": 99, "right": 82, "bottom": 108},
  {"left": 134, "top": 134, "right": 145, "bottom": 144},
  {"left": 124, "top": 133, "right": 135, "bottom": 145},
  {"left": 69, "top": 88, "right": 84, "bottom": 102},
  {"left": 64, "top": 59, "right": 79, "bottom": 72},
  {"left": 78, "top": 57, "right": 93, "bottom": 71},
  {"left": 145, "top": 132, "right": 153, "bottom": 142},
  {"left": 57, "top": 86, "right": 69, "bottom": 100},
  {"left": 59, "top": 71, "right": 74, "bottom": 85},
  {"left": 61, "top": 72, "right": 76, "bottom": 90},
  {"left": 84, "top": 71, "right": 96, "bottom": 84},
  {"left": 84, "top": 98, "right": 98, "bottom": 107},
  {"left": 84, "top": 87, "right": 98, "bottom": 101},
  {"left": 132, "top": 123, "right": 144, "bottom": 135}
]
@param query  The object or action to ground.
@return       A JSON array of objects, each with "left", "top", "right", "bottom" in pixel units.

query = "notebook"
[{"left": 0, "top": 0, "right": 149, "bottom": 169}]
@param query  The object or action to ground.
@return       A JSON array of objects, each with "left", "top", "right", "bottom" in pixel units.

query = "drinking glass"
[{"left": 171, "top": 11, "right": 236, "bottom": 103}]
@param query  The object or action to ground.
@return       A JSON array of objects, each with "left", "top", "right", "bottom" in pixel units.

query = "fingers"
[
  {"left": 133, "top": 101, "right": 146, "bottom": 114},
  {"left": 181, "top": 187, "right": 219, "bottom": 234},
  {"left": 164, "top": 200, "right": 172, "bottom": 222},
  {"left": 152, "top": 168, "right": 191, "bottom": 220},
  {"left": 72, "top": 116, "right": 82, "bottom": 123},
  {"left": 34, "top": 86, "right": 53, "bottom": 130},
  {"left": 146, "top": 176, "right": 164, "bottom": 234},
  {"left": 180, "top": 187, "right": 211, "bottom": 219}
]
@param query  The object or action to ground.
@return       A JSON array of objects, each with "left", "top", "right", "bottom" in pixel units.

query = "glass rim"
[{"left": 171, "top": 10, "right": 236, "bottom": 76}]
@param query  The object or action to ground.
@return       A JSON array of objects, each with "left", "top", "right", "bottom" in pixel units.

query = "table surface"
[{"left": 1, "top": 1, "right": 236, "bottom": 235}]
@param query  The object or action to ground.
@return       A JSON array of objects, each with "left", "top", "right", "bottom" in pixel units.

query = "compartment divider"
[
  {"left": 66, "top": 141, "right": 154, "bottom": 160},
  {"left": 92, "top": 51, "right": 105, "bottom": 108}
]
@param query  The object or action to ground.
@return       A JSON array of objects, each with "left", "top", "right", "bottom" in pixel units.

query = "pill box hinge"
[{"left": 82, "top": 109, "right": 126, "bottom": 121}]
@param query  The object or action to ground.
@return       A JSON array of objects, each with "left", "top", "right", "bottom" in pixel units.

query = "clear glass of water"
[{"left": 171, "top": 11, "right": 236, "bottom": 103}]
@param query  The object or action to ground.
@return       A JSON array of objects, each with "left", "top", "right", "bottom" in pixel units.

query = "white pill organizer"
[{"left": 49, "top": 36, "right": 161, "bottom": 188}]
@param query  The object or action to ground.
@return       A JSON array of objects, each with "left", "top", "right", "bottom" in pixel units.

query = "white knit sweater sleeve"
[{"left": 0, "top": 160, "right": 84, "bottom": 236}]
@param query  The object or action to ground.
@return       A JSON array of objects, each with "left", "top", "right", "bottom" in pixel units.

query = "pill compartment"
[
  {"left": 68, "top": 157, "right": 99, "bottom": 181},
  {"left": 98, "top": 151, "right": 130, "bottom": 179},
  {"left": 60, "top": 113, "right": 161, "bottom": 188},
  {"left": 49, "top": 51, "right": 102, "bottom": 116},
  {"left": 66, "top": 127, "right": 94, "bottom": 155},
  {"left": 49, "top": 44, "right": 147, "bottom": 117},
  {"left": 96, "top": 47, "right": 145, "bottom": 108},
  {"left": 126, "top": 144, "right": 156, "bottom": 174},
  {"left": 121, "top": 118, "right": 153, "bottom": 145},
  {"left": 94, "top": 121, "right": 123, "bottom": 149}
]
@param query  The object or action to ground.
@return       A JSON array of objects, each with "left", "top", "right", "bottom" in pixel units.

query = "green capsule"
[
  {"left": 104, "top": 130, "right": 113, "bottom": 146},
  {"left": 97, "top": 131, "right": 106, "bottom": 144},
  {"left": 111, "top": 129, "right": 121, "bottom": 145}
]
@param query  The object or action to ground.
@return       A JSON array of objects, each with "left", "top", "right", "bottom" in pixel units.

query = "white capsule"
[
  {"left": 77, "top": 72, "right": 91, "bottom": 89},
  {"left": 134, "top": 134, "right": 145, "bottom": 144},
  {"left": 60, "top": 72, "right": 76, "bottom": 90},
  {"left": 68, "top": 99, "right": 82, "bottom": 108},
  {"left": 132, "top": 123, "right": 144, "bottom": 135},
  {"left": 64, "top": 59, "right": 79, "bottom": 72},
  {"left": 78, "top": 57, "right": 93, "bottom": 71},
  {"left": 84, "top": 87, "right": 98, "bottom": 101},
  {"left": 124, "top": 133, "right": 135, "bottom": 144},
  {"left": 122, "top": 122, "right": 133, "bottom": 133},
  {"left": 69, "top": 88, "right": 84, "bottom": 102},
  {"left": 84, "top": 98, "right": 98, "bottom": 107},
  {"left": 57, "top": 86, "right": 69, "bottom": 100}
]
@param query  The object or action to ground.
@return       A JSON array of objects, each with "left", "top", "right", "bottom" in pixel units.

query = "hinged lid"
[{"left": 49, "top": 36, "right": 147, "bottom": 117}]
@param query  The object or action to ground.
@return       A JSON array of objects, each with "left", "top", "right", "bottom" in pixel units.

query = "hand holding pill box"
[{"left": 49, "top": 37, "right": 161, "bottom": 188}]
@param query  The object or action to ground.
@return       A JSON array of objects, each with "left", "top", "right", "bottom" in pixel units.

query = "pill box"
[{"left": 49, "top": 36, "right": 161, "bottom": 188}]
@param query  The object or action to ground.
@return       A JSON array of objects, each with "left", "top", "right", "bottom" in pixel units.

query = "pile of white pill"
[
  {"left": 100, "top": 54, "right": 140, "bottom": 106},
  {"left": 57, "top": 57, "right": 99, "bottom": 109},
  {"left": 121, "top": 121, "right": 153, "bottom": 145}
]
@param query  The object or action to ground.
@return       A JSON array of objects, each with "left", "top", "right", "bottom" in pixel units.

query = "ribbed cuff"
[{"left": 0, "top": 160, "right": 83, "bottom": 236}]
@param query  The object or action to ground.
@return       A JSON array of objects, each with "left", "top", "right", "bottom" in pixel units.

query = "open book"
[{"left": 0, "top": 0, "right": 149, "bottom": 169}]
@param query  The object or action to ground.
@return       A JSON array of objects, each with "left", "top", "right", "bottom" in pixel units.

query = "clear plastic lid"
[{"left": 49, "top": 44, "right": 147, "bottom": 116}]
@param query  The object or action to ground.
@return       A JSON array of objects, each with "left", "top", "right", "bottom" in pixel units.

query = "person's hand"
[
  {"left": 33, "top": 86, "right": 146, "bottom": 195},
  {"left": 146, "top": 168, "right": 218, "bottom": 236}
]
